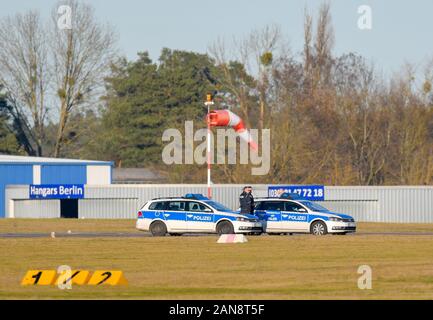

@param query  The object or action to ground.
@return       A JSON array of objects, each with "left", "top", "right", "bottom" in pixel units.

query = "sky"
[{"left": 1, "top": 0, "right": 433, "bottom": 76}]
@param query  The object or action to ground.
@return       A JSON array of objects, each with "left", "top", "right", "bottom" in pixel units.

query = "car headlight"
[
  {"left": 236, "top": 217, "right": 247, "bottom": 222},
  {"left": 329, "top": 217, "right": 343, "bottom": 222}
]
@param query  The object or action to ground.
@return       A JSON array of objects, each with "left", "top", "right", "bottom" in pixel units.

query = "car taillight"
[{"left": 138, "top": 211, "right": 143, "bottom": 218}]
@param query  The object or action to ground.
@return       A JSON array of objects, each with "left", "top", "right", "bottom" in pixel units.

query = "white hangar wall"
[{"left": 4, "top": 184, "right": 433, "bottom": 223}]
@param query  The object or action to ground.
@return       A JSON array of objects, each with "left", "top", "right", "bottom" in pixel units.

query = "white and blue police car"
[
  {"left": 254, "top": 193, "right": 356, "bottom": 235},
  {"left": 136, "top": 194, "right": 263, "bottom": 236}
]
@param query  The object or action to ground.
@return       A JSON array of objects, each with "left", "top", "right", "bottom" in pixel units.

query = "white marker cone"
[{"left": 217, "top": 234, "right": 248, "bottom": 243}]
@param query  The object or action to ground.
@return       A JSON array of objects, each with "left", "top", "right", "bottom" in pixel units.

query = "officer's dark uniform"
[{"left": 239, "top": 191, "right": 254, "bottom": 214}]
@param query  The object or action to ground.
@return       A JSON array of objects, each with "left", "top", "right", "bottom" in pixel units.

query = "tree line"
[{"left": 0, "top": 2, "right": 432, "bottom": 185}]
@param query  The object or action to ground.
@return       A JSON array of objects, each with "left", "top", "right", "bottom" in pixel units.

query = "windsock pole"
[{"left": 205, "top": 94, "right": 214, "bottom": 199}]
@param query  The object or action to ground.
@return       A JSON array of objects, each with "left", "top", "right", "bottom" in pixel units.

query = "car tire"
[
  {"left": 216, "top": 221, "right": 234, "bottom": 235},
  {"left": 310, "top": 221, "right": 327, "bottom": 236},
  {"left": 150, "top": 221, "right": 167, "bottom": 237}
]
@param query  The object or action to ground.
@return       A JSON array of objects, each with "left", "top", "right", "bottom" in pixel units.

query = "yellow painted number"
[
  {"left": 21, "top": 270, "right": 57, "bottom": 285},
  {"left": 87, "top": 270, "right": 128, "bottom": 286}
]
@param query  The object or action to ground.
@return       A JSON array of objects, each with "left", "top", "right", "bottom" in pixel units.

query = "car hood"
[
  {"left": 213, "top": 210, "right": 254, "bottom": 218},
  {"left": 325, "top": 212, "right": 354, "bottom": 220},
  {"left": 241, "top": 213, "right": 259, "bottom": 220},
  {"left": 233, "top": 211, "right": 258, "bottom": 219}
]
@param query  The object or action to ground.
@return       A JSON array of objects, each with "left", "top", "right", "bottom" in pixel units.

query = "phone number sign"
[{"left": 268, "top": 185, "right": 325, "bottom": 201}]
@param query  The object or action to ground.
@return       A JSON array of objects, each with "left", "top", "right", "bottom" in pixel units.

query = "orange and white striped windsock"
[{"left": 207, "top": 109, "right": 258, "bottom": 151}]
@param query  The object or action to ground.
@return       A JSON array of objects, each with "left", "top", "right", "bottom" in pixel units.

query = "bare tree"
[
  {"left": 333, "top": 55, "right": 392, "bottom": 185},
  {"left": 50, "top": 0, "right": 116, "bottom": 157},
  {"left": 209, "top": 25, "right": 282, "bottom": 130},
  {"left": 303, "top": 8, "right": 313, "bottom": 77},
  {"left": 0, "top": 11, "right": 49, "bottom": 156},
  {"left": 208, "top": 37, "right": 255, "bottom": 128},
  {"left": 302, "top": 3, "right": 334, "bottom": 90},
  {"left": 250, "top": 25, "right": 281, "bottom": 130},
  {"left": 314, "top": 2, "right": 334, "bottom": 86}
]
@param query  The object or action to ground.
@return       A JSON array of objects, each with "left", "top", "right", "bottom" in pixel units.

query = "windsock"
[{"left": 207, "top": 109, "right": 258, "bottom": 151}]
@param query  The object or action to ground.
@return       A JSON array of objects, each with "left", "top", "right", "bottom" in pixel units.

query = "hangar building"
[
  {"left": 1, "top": 155, "right": 433, "bottom": 223},
  {"left": 0, "top": 155, "right": 112, "bottom": 218}
]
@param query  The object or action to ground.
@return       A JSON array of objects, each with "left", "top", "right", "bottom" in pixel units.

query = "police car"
[
  {"left": 136, "top": 194, "right": 263, "bottom": 236},
  {"left": 254, "top": 194, "right": 356, "bottom": 235}
]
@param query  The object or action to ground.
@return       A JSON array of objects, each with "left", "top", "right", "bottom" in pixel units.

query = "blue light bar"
[
  {"left": 280, "top": 192, "right": 302, "bottom": 200},
  {"left": 184, "top": 194, "right": 209, "bottom": 200}
]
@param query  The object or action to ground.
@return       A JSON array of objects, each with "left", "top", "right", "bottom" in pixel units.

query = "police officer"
[{"left": 239, "top": 186, "right": 254, "bottom": 214}]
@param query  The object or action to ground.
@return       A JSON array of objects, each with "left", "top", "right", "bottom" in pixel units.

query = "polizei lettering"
[
  {"left": 287, "top": 215, "right": 307, "bottom": 221},
  {"left": 192, "top": 215, "right": 212, "bottom": 221}
]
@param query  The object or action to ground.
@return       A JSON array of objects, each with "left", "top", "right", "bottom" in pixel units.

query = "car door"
[
  {"left": 185, "top": 201, "right": 214, "bottom": 232},
  {"left": 258, "top": 201, "right": 284, "bottom": 232},
  {"left": 254, "top": 201, "right": 265, "bottom": 219},
  {"left": 282, "top": 201, "right": 310, "bottom": 231},
  {"left": 163, "top": 201, "right": 188, "bottom": 231},
  {"left": 147, "top": 201, "right": 166, "bottom": 220}
]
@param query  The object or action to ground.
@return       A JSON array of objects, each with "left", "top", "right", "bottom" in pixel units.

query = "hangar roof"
[{"left": 0, "top": 154, "right": 112, "bottom": 166}]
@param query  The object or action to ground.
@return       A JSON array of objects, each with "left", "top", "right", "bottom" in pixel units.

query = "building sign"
[
  {"left": 29, "top": 184, "right": 85, "bottom": 199},
  {"left": 268, "top": 185, "right": 325, "bottom": 201}
]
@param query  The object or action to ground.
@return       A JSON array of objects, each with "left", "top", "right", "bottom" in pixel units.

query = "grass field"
[
  {"left": 1, "top": 219, "right": 433, "bottom": 299},
  {"left": 2, "top": 218, "right": 433, "bottom": 234}
]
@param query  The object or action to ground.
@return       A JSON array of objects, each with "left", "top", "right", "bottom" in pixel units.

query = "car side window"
[
  {"left": 263, "top": 201, "right": 285, "bottom": 211},
  {"left": 187, "top": 201, "right": 212, "bottom": 212},
  {"left": 166, "top": 201, "right": 186, "bottom": 211},
  {"left": 285, "top": 202, "right": 307, "bottom": 212},
  {"left": 148, "top": 201, "right": 166, "bottom": 210},
  {"left": 254, "top": 201, "right": 262, "bottom": 210}
]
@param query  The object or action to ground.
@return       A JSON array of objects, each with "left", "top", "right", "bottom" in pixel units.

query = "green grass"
[
  {"left": 1, "top": 218, "right": 433, "bottom": 234},
  {"left": 0, "top": 219, "right": 135, "bottom": 233},
  {"left": 1, "top": 219, "right": 433, "bottom": 299}
]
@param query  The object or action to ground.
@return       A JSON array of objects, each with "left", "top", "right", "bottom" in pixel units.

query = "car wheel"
[
  {"left": 150, "top": 221, "right": 167, "bottom": 236},
  {"left": 310, "top": 221, "right": 327, "bottom": 236},
  {"left": 216, "top": 221, "right": 234, "bottom": 235}
]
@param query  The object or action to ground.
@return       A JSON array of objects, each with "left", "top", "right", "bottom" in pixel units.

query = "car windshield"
[
  {"left": 204, "top": 201, "right": 233, "bottom": 212},
  {"left": 300, "top": 201, "right": 330, "bottom": 213}
]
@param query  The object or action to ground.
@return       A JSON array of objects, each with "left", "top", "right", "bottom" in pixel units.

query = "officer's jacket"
[{"left": 239, "top": 192, "right": 254, "bottom": 214}]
